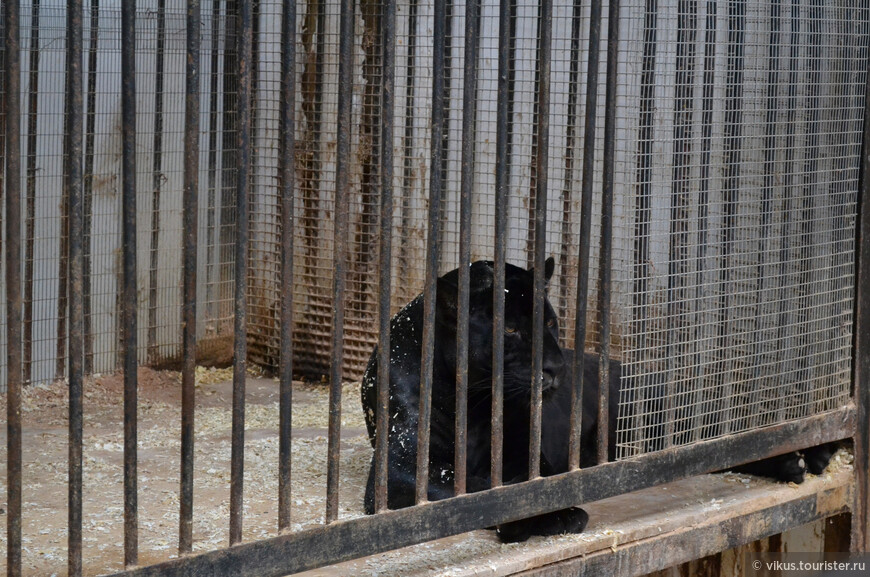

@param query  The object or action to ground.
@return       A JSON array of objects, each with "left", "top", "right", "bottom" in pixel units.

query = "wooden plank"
[
  {"left": 517, "top": 475, "right": 851, "bottom": 577},
  {"left": 298, "top": 461, "right": 852, "bottom": 577},
  {"left": 824, "top": 513, "right": 852, "bottom": 552}
]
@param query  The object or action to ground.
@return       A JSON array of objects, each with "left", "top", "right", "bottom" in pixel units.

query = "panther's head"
[{"left": 436, "top": 257, "right": 565, "bottom": 399}]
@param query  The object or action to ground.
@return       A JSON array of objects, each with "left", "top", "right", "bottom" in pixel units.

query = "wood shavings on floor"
[
  {"left": 0, "top": 367, "right": 371, "bottom": 576},
  {"left": 0, "top": 368, "right": 855, "bottom": 577}
]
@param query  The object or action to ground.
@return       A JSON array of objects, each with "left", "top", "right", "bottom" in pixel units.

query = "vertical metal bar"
[
  {"left": 120, "top": 0, "right": 139, "bottom": 565},
  {"left": 491, "top": 0, "right": 510, "bottom": 490},
  {"left": 66, "top": 0, "right": 85, "bottom": 571},
  {"left": 417, "top": 0, "right": 446, "bottom": 504},
  {"left": 278, "top": 0, "right": 297, "bottom": 531},
  {"left": 597, "top": 0, "right": 619, "bottom": 465},
  {"left": 374, "top": 0, "right": 396, "bottom": 513},
  {"left": 4, "top": 0, "right": 22, "bottom": 573},
  {"left": 568, "top": 0, "right": 602, "bottom": 471},
  {"left": 179, "top": 0, "right": 200, "bottom": 554},
  {"left": 455, "top": 0, "right": 479, "bottom": 497},
  {"left": 529, "top": 0, "right": 553, "bottom": 480},
  {"left": 230, "top": 0, "right": 252, "bottom": 546},
  {"left": 326, "top": 0, "right": 354, "bottom": 524},
  {"left": 852, "top": 61, "right": 870, "bottom": 554}
]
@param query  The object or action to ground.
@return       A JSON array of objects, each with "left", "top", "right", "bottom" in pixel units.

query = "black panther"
[
  {"left": 360, "top": 258, "right": 595, "bottom": 540},
  {"left": 360, "top": 258, "right": 836, "bottom": 543}
]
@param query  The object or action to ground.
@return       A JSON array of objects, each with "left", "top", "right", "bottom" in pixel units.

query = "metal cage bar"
[
  {"left": 490, "top": 0, "right": 511, "bottom": 490},
  {"left": 230, "top": 0, "right": 253, "bottom": 546},
  {"left": 455, "top": 0, "right": 480, "bottom": 497},
  {"left": 325, "top": 0, "right": 354, "bottom": 523},
  {"left": 416, "top": 0, "right": 446, "bottom": 505},
  {"left": 529, "top": 0, "right": 554, "bottom": 480},
  {"left": 65, "top": 0, "right": 85, "bottom": 572},
  {"left": 568, "top": 0, "right": 603, "bottom": 471},
  {"left": 120, "top": 0, "right": 139, "bottom": 565},
  {"left": 596, "top": 0, "right": 619, "bottom": 465},
  {"left": 374, "top": 0, "right": 397, "bottom": 513},
  {"left": 21, "top": 0, "right": 38, "bottom": 388},
  {"left": 278, "top": 0, "right": 298, "bottom": 532},
  {"left": 4, "top": 0, "right": 23, "bottom": 574},
  {"left": 326, "top": 0, "right": 355, "bottom": 523},
  {"left": 179, "top": 0, "right": 201, "bottom": 554}
]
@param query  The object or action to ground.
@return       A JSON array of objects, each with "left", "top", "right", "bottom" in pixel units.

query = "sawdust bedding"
[{"left": 0, "top": 367, "right": 855, "bottom": 576}]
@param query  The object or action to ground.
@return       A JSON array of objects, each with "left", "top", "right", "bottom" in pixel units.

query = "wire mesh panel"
[
  {"left": 245, "top": 0, "right": 614, "bottom": 380},
  {"left": 0, "top": 0, "right": 237, "bottom": 391},
  {"left": 1, "top": 0, "right": 865, "bottom": 427},
  {"left": 613, "top": 0, "right": 867, "bottom": 458}
]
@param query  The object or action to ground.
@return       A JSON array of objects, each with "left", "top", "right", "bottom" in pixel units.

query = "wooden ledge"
[{"left": 299, "top": 464, "right": 853, "bottom": 577}]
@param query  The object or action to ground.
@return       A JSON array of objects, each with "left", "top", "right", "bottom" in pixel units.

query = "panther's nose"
[
  {"left": 541, "top": 348, "right": 565, "bottom": 392},
  {"left": 542, "top": 371, "right": 558, "bottom": 391}
]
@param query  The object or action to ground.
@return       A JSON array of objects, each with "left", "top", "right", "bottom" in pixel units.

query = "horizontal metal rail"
[{"left": 109, "top": 406, "right": 855, "bottom": 577}]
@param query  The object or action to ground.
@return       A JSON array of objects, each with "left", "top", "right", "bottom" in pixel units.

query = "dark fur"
[
  {"left": 361, "top": 259, "right": 596, "bottom": 540},
  {"left": 361, "top": 259, "right": 836, "bottom": 542}
]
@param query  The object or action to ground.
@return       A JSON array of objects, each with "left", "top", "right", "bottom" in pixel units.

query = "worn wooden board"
[{"left": 296, "top": 460, "right": 852, "bottom": 577}]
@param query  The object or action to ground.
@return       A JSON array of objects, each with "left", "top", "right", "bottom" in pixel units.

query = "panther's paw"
[
  {"left": 803, "top": 443, "right": 837, "bottom": 476},
  {"left": 732, "top": 451, "right": 807, "bottom": 484},
  {"left": 495, "top": 507, "right": 589, "bottom": 543}
]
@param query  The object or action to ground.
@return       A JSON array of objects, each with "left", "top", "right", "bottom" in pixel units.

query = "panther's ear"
[
  {"left": 545, "top": 257, "right": 555, "bottom": 283},
  {"left": 436, "top": 274, "right": 459, "bottom": 322},
  {"left": 532, "top": 257, "right": 556, "bottom": 285}
]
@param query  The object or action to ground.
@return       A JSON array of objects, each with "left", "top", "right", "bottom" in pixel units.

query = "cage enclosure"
[{"left": 1, "top": 0, "right": 868, "bottom": 574}]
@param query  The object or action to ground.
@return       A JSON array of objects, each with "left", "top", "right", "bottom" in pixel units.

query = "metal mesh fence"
[
  {"left": 0, "top": 0, "right": 864, "bottom": 466},
  {"left": 0, "top": 0, "right": 613, "bottom": 387},
  {"left": 246, "top": 0, "right": 613, "bottom": 379},
  {"left": 0, "top": 0, "right": 238, "bottom": 390},
  {"left": 613, "top": 0, "right": 866, "bottom": 457}
]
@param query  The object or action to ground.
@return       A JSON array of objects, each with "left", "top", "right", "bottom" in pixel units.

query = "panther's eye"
[
  {"left": 505, "top": 326, "right": 517, "bottom": 335},
  {"left": 546, "top": 318, "right": 556, "bottom": 328}
]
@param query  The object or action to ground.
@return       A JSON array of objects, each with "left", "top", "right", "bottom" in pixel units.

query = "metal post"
[
  {"left": 120, "top": 0, "right": 139, "bottom": 565},
  {"left": 374, "top": 0, "right": 396, "bottom": 512},
  {"left": 491, "top": 0, "right": 510, "bottom": 489},
  {"left": 568, "top": 0, "right": 602, "bottom": 471},
  {"left": 179, "top": 0, "right": 201, "bottom": 554},
  {"left": 230, "top": 0, "right": 253, "bottom": 546},
  {"left": 65, "top": 0, "right": 85, "bottom": 571},
  {"left": 4, "top": 0, "right": 23, "bottom": 573},
  {"left": 417, "top": 0, "right": 446, "bottom": 504},
  {"left": 455, "top": 0, "right": 480, "bottom": 496},
  {"left": 529, "top": 0, "right": 553, "bottom": 480},
  {"left": 278, "top": 0, "right": 297, "bottom": 531},
  {"left": 326, "top": 0, "right": 354, "bottom": 523},
  {"left": 597, "top": 0, "right": 619, "bottom": 465}
]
